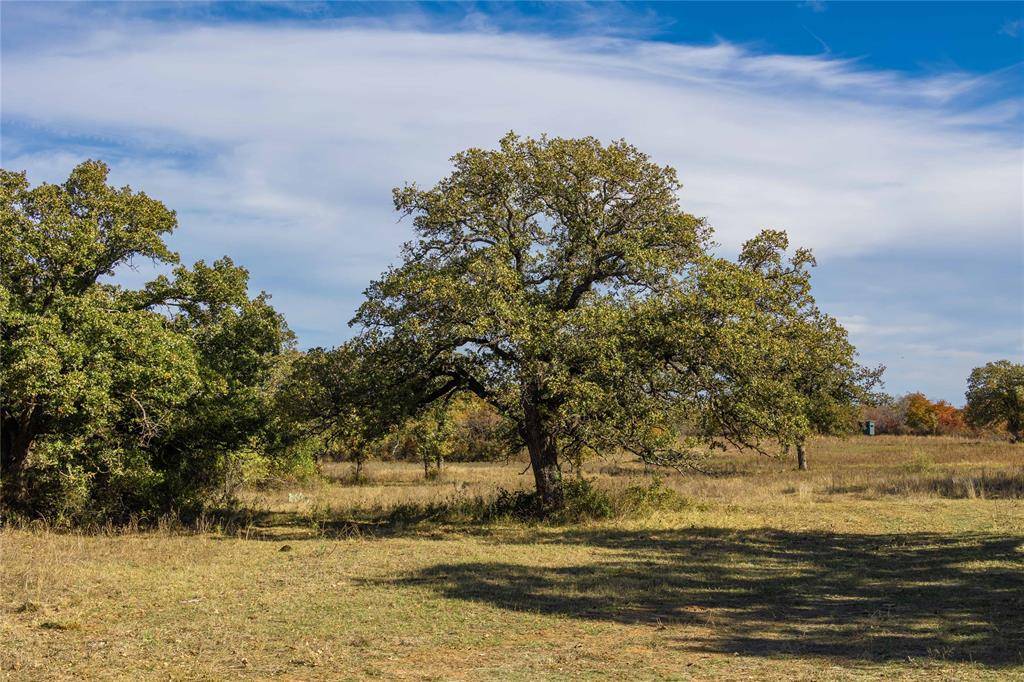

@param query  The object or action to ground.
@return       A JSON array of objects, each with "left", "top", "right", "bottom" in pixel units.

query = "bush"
[
  {"left": 264, "top": 437, "right": 322, "bottom": 486},
  {"left": 899, "top": 451, "right": 936, "bottom": 475},
  {"left": 613, "top": 477, "right": 693, "bottom": 517}
]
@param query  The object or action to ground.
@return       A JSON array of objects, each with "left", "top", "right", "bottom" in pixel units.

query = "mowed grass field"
[{"left": 3, "top": 436, "right": 1023, "bottom": 680}]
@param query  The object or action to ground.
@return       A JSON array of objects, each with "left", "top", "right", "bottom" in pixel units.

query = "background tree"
[
  {"left": 408, "top": 404, "right": 455, "bottom": 479},
  {"left": 361, "top": 395, "right": 512, "bottom": 469},
  {"left": 1, "top": 161, "right": 291, "bottom": 520},
  {"left": 965, "top": 360, "right": 1024, "bottom": 442},
  {"left": 447, "top": 395, "right": 513, "bottom": 461},
  {"left": 860, "top": 393, "right": 967, "bottom": 437},
  {"left": 788, "top": 349, "right": 882, "bottom": 471},
  {"left": 353, "top": 134, "right": 869, "bottom": 510},
  {"left": 904, "top": 392, "right": 940, "bottom": 435},
  {"left": 860, "top": 400, "right": 903, "bottom": 435},
  {"left": 933, "top": 400, "right": 966, "bottom": 435},
  {"left": 274, "top": 342, "right": 383, "bottom": 479}
]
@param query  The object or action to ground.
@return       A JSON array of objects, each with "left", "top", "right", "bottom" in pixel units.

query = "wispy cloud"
[{"left": 999, "top": 19, "right": 1022, "bottom": 38}]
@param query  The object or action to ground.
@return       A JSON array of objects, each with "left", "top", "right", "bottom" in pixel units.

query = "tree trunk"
[
  {"left": 1, "top": 412, "right": 36, "bottom": 501},
  {"left": 527, "top": 439, "right": 563, "bottom": 512},
  {"left": 796, "top": 442, "right": 808, "bottom": 471},
  {"left": 522, "top": 402, "right": 563, "bottom": 512}
]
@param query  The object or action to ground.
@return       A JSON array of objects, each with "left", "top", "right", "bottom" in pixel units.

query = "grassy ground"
[{"left": 3, "top": 436, "right": 1023, "bottom": 680}]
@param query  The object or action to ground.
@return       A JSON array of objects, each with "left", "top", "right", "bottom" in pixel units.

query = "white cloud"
[
  {"left": 2, "top": 22, "right": 1021, "bottom": 398},
  {"left": 1000, "top": 19, "right": 1022, "bottom": 38}
]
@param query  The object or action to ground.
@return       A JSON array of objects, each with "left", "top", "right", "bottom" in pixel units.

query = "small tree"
[
  {"left": 409, "top": 404, "right": 454, "bottom": 479},
  {"left": 965, "top": 361, "right": 1024, "bottom": 442},
  {"left": 735, "top": 230, "right": 882, "bottom": 470}
]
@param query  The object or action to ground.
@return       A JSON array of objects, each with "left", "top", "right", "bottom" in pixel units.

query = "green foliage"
[
  {"left": 352, "top": 133, "right": 874, "bottom": 509},
  {"left": 263, "top": 432, "right": 323, "bottom": 484},
  {"left": 550, "top": 479, "right": 614, "bottom": 523},
  {"left": 613, "top": 477, "right": 693, "bottom": 516},
  {"left": 965, "top": 360, "right": 1024, "bottom": 442},
  {"left": 362, "top": 395, "right": 513, "bottom": 466},
  {"left": 435, "top": 477, "right": 690, "bottom": 525},
  {"left": 409, "top": 403, "right": 454, "bottom": 477},
  {"left": 273, "top": 342, "right": 380, "bottom": 475},
  {"left": 1, "top": 161, "right": 292, "bottom": 522},
  {"left": 1, "top": 141, "right": 880, "bottom": 521}
]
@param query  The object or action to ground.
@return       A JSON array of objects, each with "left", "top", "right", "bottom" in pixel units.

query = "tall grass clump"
[
  {"left": 898, "top": 451, "right": 937, "bottom": 474},
  {"left": 877, "top": 467, "right": 1024, "bottom": 499}
]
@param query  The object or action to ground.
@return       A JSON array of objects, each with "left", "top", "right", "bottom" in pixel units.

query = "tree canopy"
[{"left": 965, "top": 360, "right": 1024, "bottom": 442}]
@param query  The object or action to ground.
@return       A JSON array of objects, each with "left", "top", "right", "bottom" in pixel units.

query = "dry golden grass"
[{"left": 3, "top": 436, "right": 1023, "bottom": 680}]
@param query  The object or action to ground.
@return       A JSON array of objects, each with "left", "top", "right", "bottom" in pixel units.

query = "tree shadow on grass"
[
  {"left": 387, "top": 527, "right": 1024, "bottom": 666},
  {"left": 206, "top": 504, "right": 495, "bottom": 541}
]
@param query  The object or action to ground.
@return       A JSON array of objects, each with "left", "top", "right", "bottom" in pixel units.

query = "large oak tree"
[{"left": 353, "top": 134, "right": 874, "bottom": 510}]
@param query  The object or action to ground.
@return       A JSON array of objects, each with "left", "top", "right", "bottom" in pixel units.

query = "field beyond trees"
[{"left": 3, "top": 435, "right": 1022, "bottom": 681}]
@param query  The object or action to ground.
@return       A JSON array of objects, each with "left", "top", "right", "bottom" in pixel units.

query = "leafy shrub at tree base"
[{"left": 401, "top": 477, "right": 694, "bottom": 525}]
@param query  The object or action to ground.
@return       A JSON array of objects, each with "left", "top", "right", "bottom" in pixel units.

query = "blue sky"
[{"left": 2, "top": 1, "right": 1022, "bottom": 404}]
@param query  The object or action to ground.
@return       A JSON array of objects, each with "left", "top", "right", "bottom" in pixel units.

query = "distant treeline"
[{"left": 863, "top": 387, "right": 1017, "bottom": 439}]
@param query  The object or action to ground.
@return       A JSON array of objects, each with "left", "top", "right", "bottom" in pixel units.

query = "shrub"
[
  {"left": 613, "top": 477, "right": 692, "bottom": 517},
  {"left": 473, "top": 477, "right": 689, "bottom": 524},
  {"left": 899, "top": 452, "right": 936, "bottom": 475}
]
